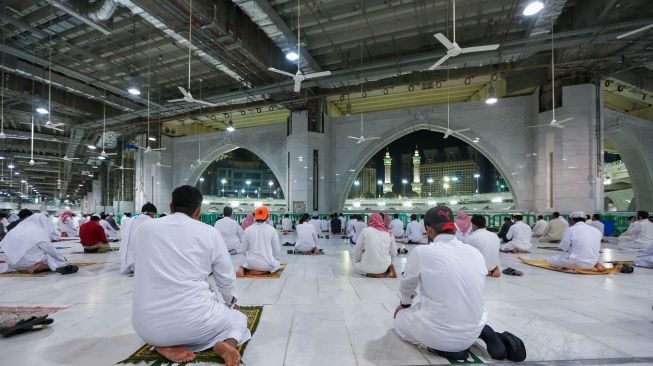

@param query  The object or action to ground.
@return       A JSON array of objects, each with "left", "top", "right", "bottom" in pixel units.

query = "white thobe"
[
  {"left": 455, "top": 224, "right": 472, "bottom": 243},
  {"left": 100, "top": 219, "right": 118, "bottom": 240},
  {"left": 466, "top": 228, "right": 500, "bottom": 271},
  {"left": 587, "top": 220, "right": 604, "bottom": 236},
  {"left": 295, "top": 223, "right": 318, "bottom": 252},
  {"left": 532, "top": 219, "right": 548, "bottom": 236},
  {"left": 419, "top": 219, "right": 427, "bottom": 234},
  {"left": 214, "top": 217, "right": 244, "bottom": 253},
  {"left": 351, "top": 221, "right": 368, "bottom": 244},
  {"left": 354, "top": 227, "right": 396, "bottom": 275},
  {"left": 338, "top": 217, "right": 345, "bottom": 232},
  {"left": 621, "top": 220, "right": 653, "bottom": 249},
  {"left": 0, "top": 218, "right": 8, "bottom": 233},
  {"left": 635, "top": 242, "right": 653, "bottom": 268},
  {"left": 119, "top": 215, "right": 152, "bottom": 274},
  {"left": 132, "top": 213, "right": 249, "bottom": 352},
  {"left": 548, "top": 222, "right": 601, "bottom": 269},
  {"left": 320, "top": 219, "right": 329, "bottom": 232},
  {"left": 281, "top": 218, "right": 292, "bottom": 231},
  {"left": 309, "top": 219, "right": 322, "bottom": 235},
  {"left": 405, "top": 221, "right": 423, "bottom": 243},
  {"left": 346, "top": 219, "right": 357, "bottom": 237},
  {"left": 0, "top": 213, "right": 68, "bottom": 273},
  {"left": 502, "top": 221, "right": 532, "bottom": 251},
  {"left": 389, "top": 219, "right": 404, "bottom": 237},
  {"left": 394, "top": 234, "right": 487, "bottom": 352},
  {"left": 241, "top": 222, "right": 281, "bottom": 272},
  {"left": 59, "top": 215, "right": 78, "bottom": 237}
]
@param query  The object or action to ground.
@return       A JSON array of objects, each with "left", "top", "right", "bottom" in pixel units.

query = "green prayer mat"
[
  {"left": 447, "top": 351, "right": 483, "bottom": 364},
  {"left": 118, "top": 306, "right": 263, "bottom": 365}
]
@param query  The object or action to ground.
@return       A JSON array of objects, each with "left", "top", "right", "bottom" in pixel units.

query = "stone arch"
[{"left": 335, "top": 122, "right": 519, "bottom": 211}]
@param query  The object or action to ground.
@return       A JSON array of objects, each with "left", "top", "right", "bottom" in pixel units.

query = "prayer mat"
[
  {"left": 0, "top": 305, "right": 67, "bottom": 328},
  {"left": 518, "top": 257, "right": 621, "bottom": 275},
  {"left": 242, "top": 264, "right": 287, "bottom": 279},
  {"left": 0, "top": 261, "right": 104, "bottom": 277},
  {"left": 72, "top": 247, "right": 119, "bottom": 254},
  {"left": 447, "top": 350, "right": 483, "bottom": 364},
  {"left": 118, "top": 306, "right": 263, "bottom": 365},
  {"left": 538, "top": 246, "right": 602, "bottom": 253}
]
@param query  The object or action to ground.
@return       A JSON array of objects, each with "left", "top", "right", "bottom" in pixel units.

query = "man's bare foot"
[
  {"left": 387, "top": 264, "right": 397, "bottom": 278},
  {"left": 488, "top": 266, "right": 501, "bottom": 277},
  {"left": 366, "top": 273, "right": 386, "bottom": 278},
  {"left": 595, "top": 262, "right": 606, "bottom": 272},
  {"left": 312, "top": 247, "right": 320, "bottom": 255},
  {"left": 22, "top": 262, "right": 49, "bottom": 274},
  {"left": 213, "top": 339, "right": 240, "bottom": 366},
  {"left": 235, "top": 266, "right": 245, "bottom": 277},
  {"left": 155, "top": 346, "right": 195, "bottom": 363}
]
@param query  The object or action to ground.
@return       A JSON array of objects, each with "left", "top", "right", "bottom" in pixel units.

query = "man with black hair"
[
  {"left": 214, "top": 206, "right": 244, "bottom": 255},
  {"left": 405, "top": 214, "right": 423, "bottom": 244},
  {"left": 394, "top": 205, "right": 524, "bottom": 362},
  {"left": 120, "top": 202, "right": 158, "bottom": 274},
  {"left": 132, "top": 185, "right": 248, "bottom": 365},
  {"left": 622, "top": 211, "right": 653, "bottom": 249},
  {"left": 501, "top": 215, "right": 532, "bottom": 253},
  {"left": 549, "top": 212, "right": 605, "bottom": 271},
  {"left": 497, "top": 217, "right": 513, "bottom": 242},
  {"left": 79, "top": 214, "right": 111, "bottom": 252},
  {"left": 6, "top": 209, "right": 33, "bottom": 232},
  {"left": 281, "top": 214, "right": 293, "bottom": 234},
  {"left": 587, "top": 214, "right": 604, "bottom": 236},
  {"left": 532, "top": 215, "right": 547, "bottom": 237},
  {"left": 467, "top": 215, "right": 501, "bottom": 277},
  {"left": 330, "top": 214, "right": 342, "bottom": 235},
  {"left": 539, "top": 212, "right": 568, "bottom": 242}
]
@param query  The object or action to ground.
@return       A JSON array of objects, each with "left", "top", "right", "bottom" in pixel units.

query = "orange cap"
[{"left": 254, "top": 206, "right": 269, "bottom": 221}]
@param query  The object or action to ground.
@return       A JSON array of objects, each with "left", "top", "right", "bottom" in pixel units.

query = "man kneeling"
[
  {"left": 549, "top": 211, "right": 605, "bottom": 271},
  {"left": 132, "top": 186, "right": 249, "bottom": 366},
  {"left": 353, "top": 213, "right": 397, "bottom": 278},
  {"left": 236, "top": 206, "right": 281, "bottom": 276},
  {"left": 394, "top": 206, "right": 525, "bottom": 362},
  {"left": 295, "top": 214, "right": 320, "bottom": 254}
]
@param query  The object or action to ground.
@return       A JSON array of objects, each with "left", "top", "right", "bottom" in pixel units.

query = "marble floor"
[{"left": 1, "top": 233, "right": 652, "bottom": 366}]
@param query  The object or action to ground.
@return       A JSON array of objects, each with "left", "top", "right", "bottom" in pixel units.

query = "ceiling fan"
[
  {"left": 427, "top": 0, "right": 499, "bottom": 71},
  {"left": 529, "top": 25, "right": 573, "bottom": 129},
  {"left": 617, "top": 23, "right": 653, "bottom": 39},
  {"left": 348, "top": 113, "right": 380, "bottom": 144},
  {"left": 90, "top": 103, "right": 118, "bottom": 160},
  {"left": 167, "top": 0, "right": 218, "bottom": 107},
  {"left": 441, "top": 87, "right": 470, "bottom": 139},
  {"left": 267, "top": 0, "right": 331, "bottom": 92}
]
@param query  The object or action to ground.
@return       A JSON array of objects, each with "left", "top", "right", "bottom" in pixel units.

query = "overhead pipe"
[{"left": 88, "top": 0, "right": 120, "bottom": 21}]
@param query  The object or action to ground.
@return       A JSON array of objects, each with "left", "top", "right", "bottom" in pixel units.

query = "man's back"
[
  {"left": 214, "top": 217, "right": 243, "bottom": 250},
  {"left": 330, "top": 218, "right": 342, "bottom": 233},
  {"left": 389, "top": 219, "right": 404, "bottom": 237},
  {"left": 467, "top": 229, "right": 500, "bottom": 271},
  {"left": 587, "top": 220, "right": 604, "bottom": 236},
  {"left": 356, "top": 227, "right": 396, "bottom": 273},
  {"left": 243, "top": 223, "right": 280, "bottom": 267},
  {"left": 634, "top": 220, "right": 653, "bottom": 242},
  {"left": 561, "top": 222, "right": 601, "bottom": 268},
  {"left": 508, "top": 222, "right": 531, "bottom": 244},
  {"left": 406, "top": 221, "right": 422, "bottom": 242},
  {"left": 79, "top": 221, "right": 106, "bottom": 245}
]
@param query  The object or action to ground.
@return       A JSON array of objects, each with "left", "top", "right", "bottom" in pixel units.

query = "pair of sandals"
[
  {"left": 1, "top": 315, "right": 54, "bottom": 338},
  {"left": 502, "top": 267, "right": 524, "bottom": 276},
  {"left": 431, "top": 331, "right": 526, "bottom": 362}
]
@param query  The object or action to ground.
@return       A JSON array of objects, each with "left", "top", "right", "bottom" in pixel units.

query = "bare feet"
[
  {"left": 366, "top": 273, "right": 386, "bottom": 278},
  {"left": 312, "top": 247, "right": 320, "bottom": 255},
  {"left": 488, "top": 266, "right": 501, "bottom": 277},
  {"left": 22, "top": 262, "right": 49, "bottom": 274},
  {"left": 213, "top": 339, "right": 240, "bottom": 366},
  {"left": 235, "top": 266, "right": 245, "bottom": 277},
  {"left": 387, "top": 264, "right": 397, "bottom": 278},
  {"left": 595, "top": 262, "right": 606, "bottom": 272},
  {"left": 155, "top": 346, "right": 196, "bottom": 363}
]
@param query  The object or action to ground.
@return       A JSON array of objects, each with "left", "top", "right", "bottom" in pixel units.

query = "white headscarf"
[{"left": 0, "top": 213, "right": 53, "bottom": 265}]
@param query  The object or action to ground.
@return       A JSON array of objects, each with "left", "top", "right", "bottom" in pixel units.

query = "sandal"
[
  {"left": 499, "top": 331, "right": 527, "bottom": 362},
  {"left": 55, "top": 264, "right": 79, "bottom": 275},
  {"left": 1, "top": 315, "right": 54, "bottom": 338},
  {"left": 502, "top": 267, "right": 523, "bottom": 276}
]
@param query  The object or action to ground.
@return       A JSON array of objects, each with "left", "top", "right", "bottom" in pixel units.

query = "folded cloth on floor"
[
  {"left": 242, "top": 264, "right": 287, "bottom": 279},
  {"left": 518, "top": 257, "right": 621, "bottom": 275}
]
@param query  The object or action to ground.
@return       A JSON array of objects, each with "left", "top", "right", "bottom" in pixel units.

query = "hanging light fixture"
[
  {"left": 226, "top": 120, "right": 235, "bottom": 133},
  {"left": 127, "top": 74, "right": 141, "bottom": 95},
  {"left": 345, "top": 102, "right": 353, "bottom": 116},
  {"left": 523, "top": 1, "right": 544, "bottom": 16},
  {"left": 285, "top": 51, "right": 299, "bottom": 61},
  {"left": 35, "top": 106, "right": 49, "bottom": 114},
  {"left": 485, "top": 83, "right": 498, "bottom": 104}
]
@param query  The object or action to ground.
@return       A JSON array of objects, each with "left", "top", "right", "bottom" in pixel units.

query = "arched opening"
[
  {"left": 342, "top": 130, "right": 515, "bottom": 211},
  {"left": 603, "top": 139, "right": 634, "bottom": 212}
]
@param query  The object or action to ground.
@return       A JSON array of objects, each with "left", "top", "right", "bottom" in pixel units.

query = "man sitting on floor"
[
  {"left": 587, "top": 214, "right": 605, "bottom": 237},
  {"left": 79, "top": 214, "right": 111, "bottom": 253},
  {"left": 405, "top": 214, "right": 424, "bottom": 244},
  {"left": 281, "top": 214, "right": 293, "bottom": 234},
  {"left": 120, "top": 203, "right": 158, "bottom": 274},
  {"left": 0, "top": 213, "right": 78, "bottom": 275},
  {"left": 501, "top": 214, "right": 532, "bottom": 253},
  {"left": 132, "top": 185, "right": 248, "bottom": 365},
  {"left": 295, "top": 215, "right": 320, "bottom": 255},
  {"left": 350, "top": 215, "right": 368, "bottom": 244},
  {"left": 389, "top": 214, "right": 408, "bottom": 254},
  {"left": 100, "top": 213, "right": 119, "bottom": 241},
  {"left": 539, "top": 212, "right": 568, "bottom": 242},
  {"left": 620, "top": 211, "right": 653, "bottom": 249},
  {"left": 330, "top": 214, "right": 342, "bottom": 236},
  {"left": 394, "top": 206, "right": 522, "bottom": 362},
  {"left": 5, "top": 209, "right": 32, "bottom": 232},
  {"left": 635, "top": 214, "right": 653, "bottom": 268},
  {"left": 236, "top": 206, "right": 281, "bottom": 277},
  {"left": 214, "top": 206, "right": 244, "bottom": 255},
  {"left": 467, "top": 215, "right": 501, "bottom": 277},
  {"left": 353, "top": 213, "right": 397, "bottom": 278},
  {"left": 549, "top": 211, "right": 605, "bottom": 271},
  {"left": 497, "top": 217, "right": 513, "bottom": 243},
  {"left": 532, "top": 215, "right": 547, "bottom": 237}
]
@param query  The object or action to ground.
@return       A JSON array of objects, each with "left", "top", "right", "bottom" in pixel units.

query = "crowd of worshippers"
[{"left": 2, "top": 186, "right": 653, "bottom": 365}]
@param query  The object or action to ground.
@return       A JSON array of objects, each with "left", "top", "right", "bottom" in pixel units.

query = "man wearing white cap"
[
  {"left": 501, "top": 214, "right": 532, "bottom": 253},
  {"left": 549, "top": 211, "right": 605, "bottom": 271}
]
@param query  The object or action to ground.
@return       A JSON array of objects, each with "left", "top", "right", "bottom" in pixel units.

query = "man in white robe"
[
  {"left": 309, "top": 216, "right": 322, "bottom": 235},
  {"left": 281, "top": 214, "right": 293, "bottom": 234},
  {"left": 354, "top": 213, "right": 397, "bottom": 277},
  {"left": 0, "top": 213, "right": 77, "bottom": 275},
  {"left": 100, "top": 213, "right": 119, "bottom": 241},
  {"left": 236, "top": 206, "right": 281, "bottom": 276},
  {"left": 294, "top": 216, "right": 320, "bottom": 254},
  {"left": 351, "top": 215, "right": 368, "bottom": 244},
  {"left": 346, "top": 216, "right": 357, "bottom": 242},
  {"left": 531, "top": 215, "right": 547, "bottom": 237},
  {"left": 621, "top": 211, "right": 653, "bottom": 249},
  {"left": 320, "top": 216, "right": 329, "bottom": 233},
  {"left": 467, "top": 215, "right": 501, "bottom": 277},
  {"left": 549, "top": 211, "right": 605, "bottom": 270},
  {"left": 501, "top": 214, "right": 532, "bottom": 253},
  {"left": 405, "top": 214, "right": 424, "bottom": 244},
  {"left": 338, "top": 214, "right": 346, "bottom": 235},
  {"left": 389, "top": 214, "right": 405, "bottom": 239},
  {"left": 587, "top": 214, "right": 605, "bottom": 237},
  {"left": 132, "top": 185, "right": 248, "bottom": 365},
  {"left": 394, "top": 206, "right": 515, "bottom": 361},
  {"left": 214, "top": 206, "right": 244, "bottom": 255},
  {"left": 539, "top": 212, "right": 568, "bottom": 242},
  {"left": 120, "top": 203, "right": 157, "bottom": 274},
  {"left": 58, "top": 208, "right": 78, "bottom": 237}
]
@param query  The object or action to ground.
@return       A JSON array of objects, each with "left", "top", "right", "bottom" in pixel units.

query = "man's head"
[
  {"left": 424, "top": 205, "right": 456, "bottom": 241},
  {"left": 569, "top": 211, "right": 586, "bottom": 224},
  {"left": 537, "top": 215, "right": 543, "bottom": 220},
  {"left": 592, "top": 213, "right": 600, "bottom": 221},
  {"left": 410, "top": 214, "right": 417, "bottom": 221},
  {"left": 100, "top": 213, "right": 107, "bottom": 220},
  {"left": 91, "top": 213, "right": 101, "bottom": 221},
  {"left": 628, "top": 216, "right": 636, "bottom": 223},
  {"left": 553, "top": 211, "right": 560, "bottom": 218},
  {"left": 513, "top": 214, "right": 523, "bottom": 222},
  {"left": 504, "top": 217, "right": 512, "bottom": 223},
  {"left": 471, "top": 215, "right": 486, "bottom": 231},
  {"left": 393, "top": 213, "right": 399, "bottom": 219},
  {"left": 0, "top": 212, "right": 6, "bottom": 218},
  {"left": 124, "top": 212, "right": 132, "bottom": 218},
  {"left": 170, "top": 185, "right": 203, "bottom": 219},
  {"left": 284, "top": 214, "right": 289, "bottom": 218},
  {"left": 299, "top": 215, "right": 307, "bottom": 224},
  {"left": 255, "top": 206, "right": 269, "bottom": 222},
  {"left": 637, "top": 211, "right": 649, "bottom": 220},
  {"left": 141, "top": 202, "right": 158, "bottom": 218},
  {"left": 18, "top": 209, "right": 33, "bottom": 220},
  {"left": 223, "top": 206, "right": 233, "bottom": 218}
]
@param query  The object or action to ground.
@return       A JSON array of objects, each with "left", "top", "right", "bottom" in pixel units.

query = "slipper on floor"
[
  {"left": 287, "top": 249, "right": 294, "bottom": 254},
  {"left": 1, "top": 315, "right": 54, "bottom": 338},
  {"left": 397, "top": 248, "right": 409, "bottom": 255},
  {"left": 282, "top": 242, "right": 295, "bottom": 246},
  {"left": 499, "top": 331, "right": 526, "bottom": 362},
  {"left": 55, "top": 265, "right": 79, "bottom": 275},
  {"left": 502, "top": 267, "right": 523, "bottom": 276},
  {"left": 620, "top": 264, "right": 634, "bottom": 273}
]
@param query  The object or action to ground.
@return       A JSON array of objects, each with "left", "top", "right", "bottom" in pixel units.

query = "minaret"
[
  {"left": 383, "top": 149, "right": 392, "bottom": 193},
  {"left": 411, "top": 147, "right": 422, "bottom": 195}
]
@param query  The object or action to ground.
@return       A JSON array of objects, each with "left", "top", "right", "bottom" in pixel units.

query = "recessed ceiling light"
[
  {"left": 36, "top": 107, "right": 49, "bottom": 115},
  {"left": 88, "top": 145, "right": 97, "bottom": 150},
  {"left": 285, "top": 51, "right": 299, "bottom": 61},
  {"left": 523, "top": 1, "right": 544, "bottom": 16},
  {"left": 148, "top": 137, "right": 156, "bottom": 141},
  {"left": 127, "top": 85, "right": 141, "bottom": 96}
]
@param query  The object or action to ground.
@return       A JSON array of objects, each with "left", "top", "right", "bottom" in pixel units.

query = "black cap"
[{"left": 424, "top": 205, "right": 455, "bottom": 233}]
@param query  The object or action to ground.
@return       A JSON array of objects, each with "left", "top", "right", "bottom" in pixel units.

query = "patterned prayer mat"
[
  {"left": 71, "top": 247, "right": 119, "bottom": 254},
  {"left": 242, "top": 264, "right": 287, "bottom": 279},
  {"left": 518, "top": 257, "right": 621, "bottom": 275},
  {"left": 118, "top": 306, "right": 263, "bottom": 365},
  {"left": 447, "top": 350, "right": 483, "bottom": 364},
  {"left": 0, "top": 261, "right": 104, "bottom": 277},
  {"left": 0, "top": 305, "right": 67, "bottom": 328}
]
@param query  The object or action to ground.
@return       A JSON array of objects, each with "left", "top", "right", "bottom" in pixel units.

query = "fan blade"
[
  {"left": 177, "top": 86, "right": 189, "bottom": 96},
  {"left": 193, "top": 99, "right": 218, "bottom": 107},
  {"left": 268, "top": 68, "right": 295, "bottom": 78},
  {"left": 617, "top": 24, "right": 653, "bottom": 39},
  {"left": 151, "top": 148, "right": 167, "bottom": 151},
  {"left": 52, "top": 123, "right": 65, "bottom": 127},
  {"left": 52, "top": 127, "right": 65, "bottom": 132},
  {"left": 428, "top": 55, "right": 451, "bottom": 71},
  {"left": 105, "top": 153, "right": 118, "bottom": 156},
  {"left": 347, "top": 136, "right": 360, "bottom": 140},
  {"left": 527, "top": 124, "right": 551, "bottom": 128},
  {"left": 294, "top": 79, "right": 302, "bottom": 92},
  {"left": 433, "top": 33, "right": 455, "bottom": 49},
  {"left": 364, "top": 137, "right": 381, "bottom": 141},
  {"left": 167, "top": 98, "right": 185, "bottom": 103},
  {"left": 461, "top": 44, "right": 499, "bottom": 53},
  {"left": 7, "top": 136, "right": 29, "bottom": 140},
  {"left": 119, "top": 167, "right": 135, "bottom": 170},
  {"left": 552, "top": 124, "right": 565, "bottom": 129},
  {"left": 556, "top": 117, "right": 574, "bottom": 124},
  {"left": 303, "top": 71, "right": 332, "bottom": 79},
  {"left": 455, "top": 128, "right": 471, "bottom": 133}
]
